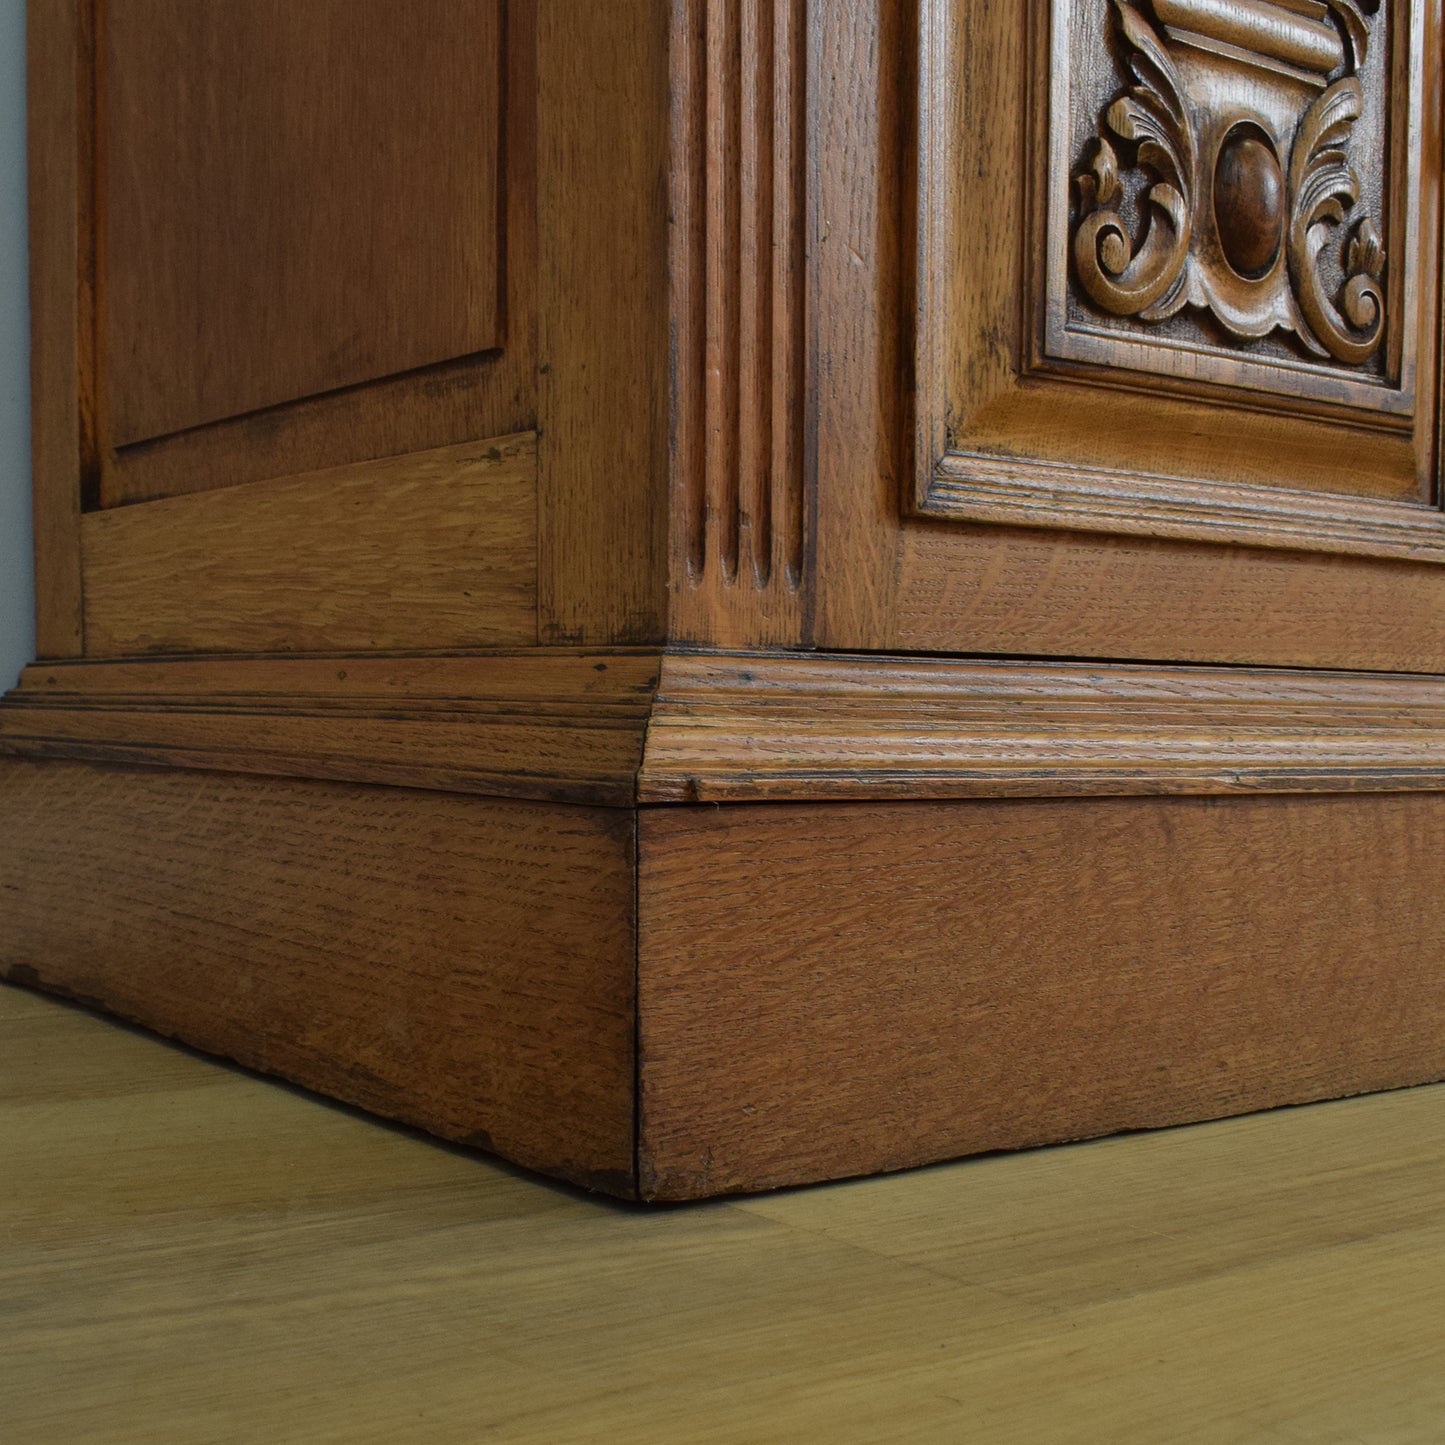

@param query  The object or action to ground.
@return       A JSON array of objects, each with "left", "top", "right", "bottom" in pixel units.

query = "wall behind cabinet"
[{"left": 0, "top": 0, "right": 33, "bottom": 691}]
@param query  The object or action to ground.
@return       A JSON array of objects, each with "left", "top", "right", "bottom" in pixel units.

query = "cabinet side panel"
[
  {"left": 80, "top": 433, "right": 537, "bottom": 656},
  {"left": 101, "top": 0, "right": 504, "bottom": 448},
  {"left": 536, "top": 0, "right": 670, "bottom": 644},
  {"left": 27, "top": 0, "right": 85, "bottom": 658},
  {"left": 0, "top": 760, "right": 637, "bottom": 1194},
  {"left": 639, "top": 794, "right": 1445, "bottom": 1198}
]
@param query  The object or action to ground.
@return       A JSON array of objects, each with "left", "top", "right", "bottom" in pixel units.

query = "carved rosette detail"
[{"left": 1072, "top": 0, "right": 1387, "bottom": 366}]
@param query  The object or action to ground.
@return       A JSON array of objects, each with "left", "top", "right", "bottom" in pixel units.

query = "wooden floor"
[{"left": 5, "top": 982, "right": 1445, "bottom": 1443}]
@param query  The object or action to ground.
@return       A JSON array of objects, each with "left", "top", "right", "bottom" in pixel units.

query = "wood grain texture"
[
  {"left": 0, "top": 759, "right": 637, "bottom": 1194},
  {"left": 913, "top": 0, "right": 1445, "bottom": 546},
  {"left": 637, "top": 650, "right": 1445, "bottom": 801},
  {"left": 638, "top": 792, "right": 1445, "bottom": 1198},
  {"left": 98, "top": 0, "right": 538, "bottom": 508},
  {"left": 25, "top": 0, "right": 86, "bottom": 657},
  {"left": 816, "top": 0, "right": 1445, "bottom": 671},
  {"left": 10, "top": 982, "right": 1445, "bottom": 1442},
  {"left": 536, "top": 0, "right": 670, "bottom": 645},
  {"left": 893, "top": 523, "right": 1445, "bottom": 672},
  {"left": 13, "top": 646, "right": 1445, "bottom": 805},
  {"left": 1, "top": 650, "right": 659, "bottom": 805},
  {"left": 669, "top": 0, "right": 809, "bottom": 646},
  {"left": 812, "top": 0, "right": 906, "bottom": 649},
  {"left": 81, "top": 433, "right": 537, "bottom": 656},
  {"left": 100, "top": 0, "right": 503, "bottom": 447}
]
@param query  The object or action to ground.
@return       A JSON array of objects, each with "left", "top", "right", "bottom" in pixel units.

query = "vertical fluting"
[{"left": 683, "top": 0, "right": 806, "bottom": 598}]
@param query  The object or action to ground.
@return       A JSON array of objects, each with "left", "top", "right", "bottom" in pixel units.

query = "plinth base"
[{"left": 5, "top": 745, "right": 1445, "bottom": 1199}]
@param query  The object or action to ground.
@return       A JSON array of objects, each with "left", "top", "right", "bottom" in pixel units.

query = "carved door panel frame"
[{"left": 911, "top": 0, "right": 1445, "bottom": 564}]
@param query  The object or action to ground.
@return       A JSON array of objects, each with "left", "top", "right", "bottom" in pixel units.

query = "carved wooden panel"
[
  {"left": 913, "top": 0, "right": 1444, "bottom": 560},
  {"left": 669, "top": 0, "right": 808, "bottom": 644},
  {"left": 1047, "top": 0, "right": 1416, "bottom": 413}
]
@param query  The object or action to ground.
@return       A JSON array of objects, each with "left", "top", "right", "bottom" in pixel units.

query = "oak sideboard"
[{"left": 3, "top": 0, "right": 1444, "bottom": 1199}]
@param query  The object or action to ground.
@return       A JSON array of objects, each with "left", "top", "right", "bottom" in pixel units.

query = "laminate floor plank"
[{"left": 4, "top": 982, "right": 1444, "bottom": 1443}]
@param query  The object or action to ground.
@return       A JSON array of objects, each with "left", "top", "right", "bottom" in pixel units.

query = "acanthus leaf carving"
[
  {"left": 1288, "top": 75, "right": 1387, "bottom": 363},
  {"left": 1070, "top": 0, "right": 1388, "bottom": 368},
  {"left": 1074, "top": 3, "right": 1196, "bottom": 318}
]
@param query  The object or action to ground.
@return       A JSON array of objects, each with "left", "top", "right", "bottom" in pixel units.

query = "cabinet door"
[{"left": 813, "top": 0, "right": 1445, "bottom": 672}]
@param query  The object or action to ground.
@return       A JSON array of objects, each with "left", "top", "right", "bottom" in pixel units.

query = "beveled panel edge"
[
  {"left": 0, "top": 649, "right": 662, "bottom": 807},
  {"left": 637, "top": 648, "right": 1445, "bottom": 802},
  {"left": 925, "top": 450, "right": 1445, "bottom": 562}
]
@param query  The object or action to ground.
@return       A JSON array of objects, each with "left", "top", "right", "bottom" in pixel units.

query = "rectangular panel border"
[{"left": 913, "top": 0, "right": 1445, "bottom": 564}]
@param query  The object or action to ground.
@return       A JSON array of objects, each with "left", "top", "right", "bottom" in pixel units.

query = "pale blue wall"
[{"left": 0, "top": 0, "right": 33, "bottom": 689}]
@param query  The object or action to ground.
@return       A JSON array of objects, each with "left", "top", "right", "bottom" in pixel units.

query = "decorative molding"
[
  {"left": 1071, "top": 0, "right": 1387, "bottom": 366},
  {"left": 637, "top": 650, "right": 1445, "bottom": 802},
  {"left": 670, "top": 0, "right": 807, "bottom": 610},
  {"left": 925, "top": 451, "right": 1445, "bottom": 562},
  {"left": 0, "top": 652, "right": 661, "bottom": 806},
  {"left": 12, "top": 648, "right": 1445, "bottom": 808}
]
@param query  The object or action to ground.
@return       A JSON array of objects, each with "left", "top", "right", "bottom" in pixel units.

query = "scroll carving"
[{"left": 1071, "top": 0, "right": 1387, "bottom": 366}]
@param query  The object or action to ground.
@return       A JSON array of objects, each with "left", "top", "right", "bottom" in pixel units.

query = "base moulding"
[{"left": 4, "top": 737, "right": 1445, "bottom": 1199}]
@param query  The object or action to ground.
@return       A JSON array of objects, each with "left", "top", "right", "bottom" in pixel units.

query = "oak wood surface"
[
  {"left": 668, "top": 0, "right": 810, "bottom": 647},
  {"left": 536, "top": 0, "right": 670, "bottom": 645},
  {"left": 814, "top": 0, "right": 1445, "bottom": 671},
  {"left": 96, "top": 0, "right": 538, "bottom": 508},
  {"left": 637, "top": 650, "right": 1445, "bottom": 801},
  {"left": 100, "top": 0, "right": 504, "bottom": 449},
  {"left": 0, "top": 760, "right": 637, "bottom": 1192},
  {"left": 16, "top": 648, "right": 1445, "bottom": 806},
  {"left": 25, "top": 0, "right": 86, "bottom": 657},
  {"left": 638, "top": 791, "right": 1445, "bottom": 1198},
  {"left": 7, "top": 980, "right": 1445, "bottom": 1443},
  {"left": 892, "top": 524, "right": 1445, "bottom": 673},
  {"left": 1, "top": 650, "right": 660, "bottom": 805},
  {"left": 81, "top": 433, "right": 538, "bottom": 656}
]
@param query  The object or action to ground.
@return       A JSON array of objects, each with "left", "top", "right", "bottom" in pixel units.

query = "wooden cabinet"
[{"left": 4, "top": 0, "right": 1445, "bottom": 1200}]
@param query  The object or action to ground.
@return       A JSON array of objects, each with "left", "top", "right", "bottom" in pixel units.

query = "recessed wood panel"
[
  {"left": 913, "top": 0, "right": 1444, "bottom": 547},
  {"left": 101, "top": 0, "right": 504, "bottom": 447}
]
